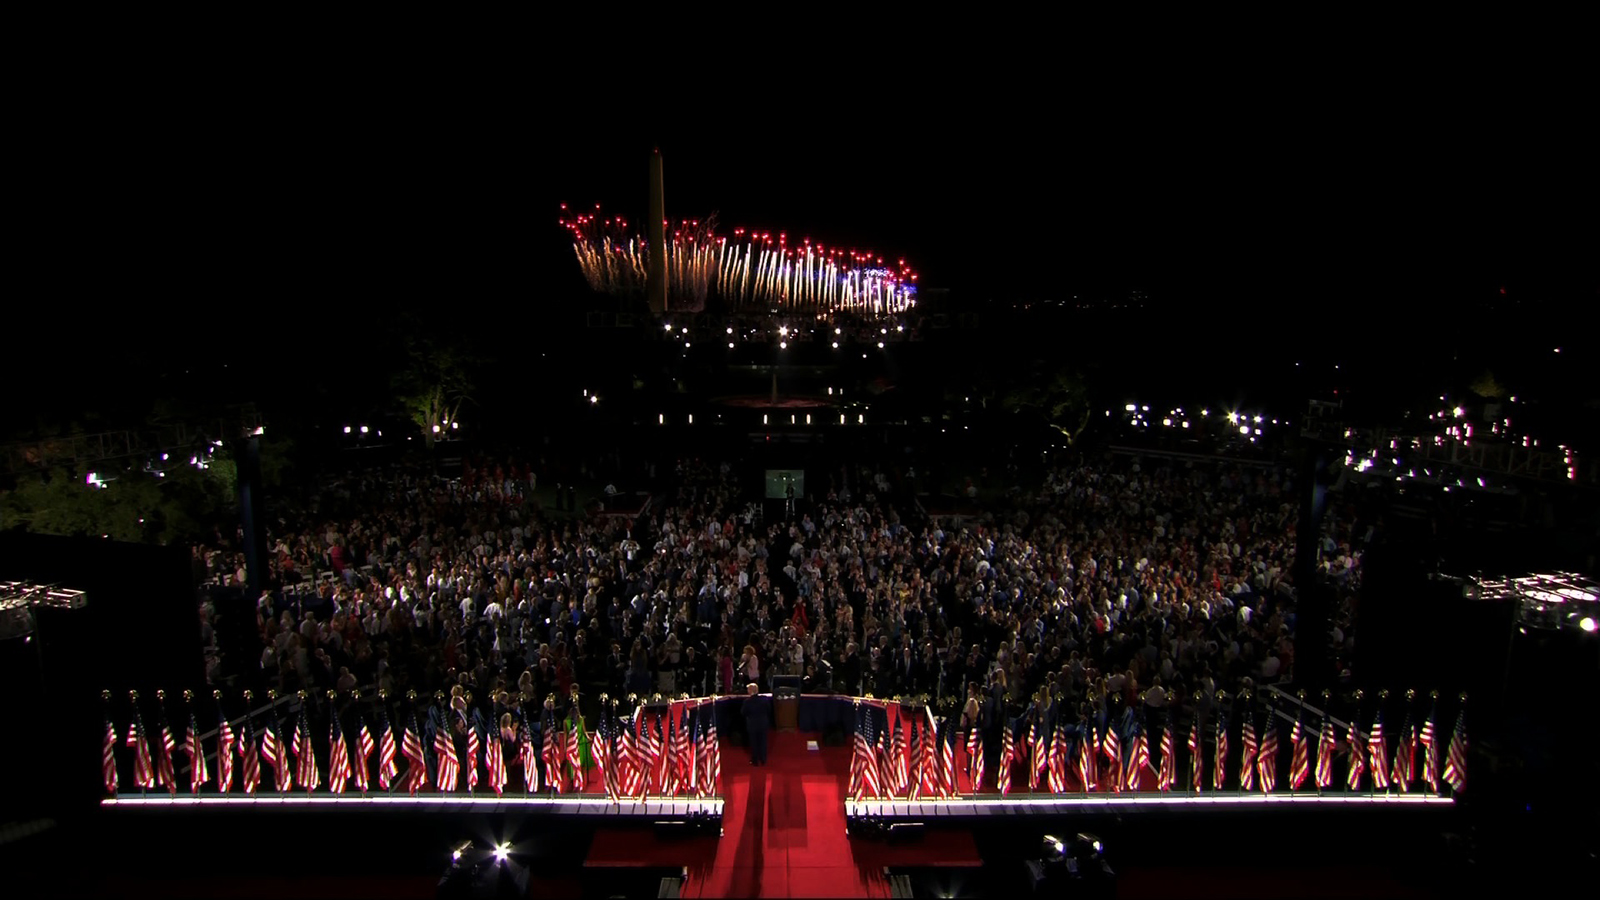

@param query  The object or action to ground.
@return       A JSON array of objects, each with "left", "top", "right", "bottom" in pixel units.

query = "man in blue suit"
[{"left": 742, "top": 682, "right": 772, "bottom": 766}]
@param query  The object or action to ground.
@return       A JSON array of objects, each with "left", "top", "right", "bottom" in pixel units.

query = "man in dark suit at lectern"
[{"left": 743, "top": 682, "right": 772, "bottom": 765}]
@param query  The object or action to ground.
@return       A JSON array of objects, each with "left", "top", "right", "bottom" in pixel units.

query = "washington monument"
[{"left": 647, "top": 147, "right": 667, "bottom": 314}]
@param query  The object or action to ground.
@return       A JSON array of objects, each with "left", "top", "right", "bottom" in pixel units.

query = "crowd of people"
[{"left": 192, "top": 446, "right": 1367, "bottom": 782}]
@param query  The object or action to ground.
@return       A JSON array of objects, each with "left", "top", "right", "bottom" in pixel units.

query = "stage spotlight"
[
  {"left": 1075, "top": 834, "right": 1103, "bottom": 858},
  {"left": 449, "top": 839, "right": 471, "bottom": 863},
  {"left": 1042, "top": 835, "right": 1066, "bottom": 861},
  {"left": 493, "top": 843, "right": 510, "bottom": 863},
  {"left": 1581, "top": 617, "right": 1597, "bottom": 633}
]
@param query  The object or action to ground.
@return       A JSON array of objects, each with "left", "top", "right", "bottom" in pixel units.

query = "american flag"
[
  {"left": 848, "top": 707, "right": 865, "bottom": 800},
  {"left": 1443, "top": 708, "right": 1467, "bottom": 793},
  {"left": 1345, "top": 719, "right": 1366, "bottom": 790},
  {"left": 519, "top": 707, "right": 539, "bottom": 793},
  {"left": 965, "top": 720, "right": 983, "bottom": 793},
  {"left": 542, "top": 708, "right": 561, "bottom": 794},
  {"left": 238, "top": 711, "right": 260, "bottom": 795},
  {"left": 1418, "top": 704, "right": 1440, "bottom": 793},
  {"left": 1289, "top": 711, "right": 1310, "bottom": 790},
  {"left": 889, "top": 713, "right": 908, "bottom": 797},
  {"left": 654, "top": 714, "right": 671, "bottom": 796},
  {"left": 706, "top": 706, "right": 723, "bottom": 796},
  {"left": 1315, "top": 716, "right": 1338, "bottom": 790},
  {"left": 185, "top": 711, "right": 208, "bottom": 794},
  {"left": 1075, "top": 716, "right": 1095, "bottom": 792},
  {"left": 327, "top": 714, "right": 352, "bottom": 795},
  {"left": 1029, "top": 720, "right": 1046, "bottom": 790},
  {"left": 465, "top": 714, "right": 481, "bottom": 793},
  {"left": 126, "top": 714, "right": 155, "bottom": 790},
  {"left": 918, "top": 711, "right": 937, "bottom": 799},
  {"left": 433, "top": 712, "right": 458, "bottom": 793},
  {"left": 262, "top": 713, "right": 290, "bottom": 792},
  {"left": 1100, "top": 717, "right": 1122, "bottom": 792},
  {"left": 1047, "top": 716, "right": 1067, "bottom": 793},
  {"left": 485, "top": 721, "right": 507, "bottom": 797},
  {"left": 857, "top": 704, "right": 882, "bottom": 799},
  {"left": 216, "top": 710, "right": 235, "bottom": 794},
  {"left": 294, "top": 706, "right": 320, "bottom": 793},
  {"left": 601, "top": 712, "right": 619, "bottom": 802},
  {"left": 1188, "top": 714, "right": 1203, "bottom": 792},
  {"left": 1367, "top": 710, "right": 1390, "bottom": 790},
  {"left": 569, "top": 713, "right": 587, "bottom": 793},
  {"left": 681, "top": 708, "right": 696, "bottom": 798},
  {"left": 156, "top": 718, "right": 178, "bottom": 796},
  {"left": 934, "top": 711, "right": 947, "bottom": 794},
  {"left": 376, "top": 707, "right": 399, "bottom": 792},
  {"left": 1238, "top": 717, "right": 1258, "bottom": 791},
  {"left": 1257, "top": 715, "right": 1279, "bottom": 792},
  {"left": 102, "top": 714, "right": 119, "bottom": 795},
  {"left": 354, "top": 715, "right": 375, "bottom": 793},
  {"left": 402, "top": 711, "right": 429, "bottom": 795},
  {"left": 620, "top": 710, "right": 641, "bottom": 798},
  {"left": 1390, "top": 711, "right": 1416, "bottom": 793},
  {"left": 915, "top": 714, "right": 928, "bottom": 797},
  {"left": 1157, "top": 720, "right": 1176, "bottom": 791},
  {"left": 694, "top": 707, "right": 711, "bottom": 798},
  {"left": 1125, "top": 715, "right": 1153, "bottom": 791},
  {"left": 645, "top": 713, "right": 665, "bottom": 796},
  {"left": 668, "top": 707, "right": 688, "bottom": 791},
  {"left": 874, "top": 724, "right": 891, "bottom": 798},
  {"left": 995, "top": 718, "right": 1012, "bottom": 795},
  {"left": 1211, "top": 711, "right": 1228, "bottom": 792}
]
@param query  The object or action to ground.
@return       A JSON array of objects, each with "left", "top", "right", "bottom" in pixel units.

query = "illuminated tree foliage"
[
  {"left": 1000, "top": 365, "right": 1094, "bottom": 446},
  {"left": 394, "top": 337, "right": 476, "bottom": 450}
]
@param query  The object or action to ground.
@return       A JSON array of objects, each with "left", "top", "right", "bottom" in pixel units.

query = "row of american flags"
[
  {"left": 846, "top": 699, "right": 1468, "bottom": 798},
  {"left": 102, "top": 691, "right": 721, "bottom": 803}
]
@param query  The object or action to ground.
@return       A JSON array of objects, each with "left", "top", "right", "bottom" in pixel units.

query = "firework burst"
[{"left": 560, "top": 204, "right": 917, "bottom": 315}]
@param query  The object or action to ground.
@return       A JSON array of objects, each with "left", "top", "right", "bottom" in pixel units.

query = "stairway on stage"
[{"left": 585, "top": 730, "right": 980, "bottom": 899}]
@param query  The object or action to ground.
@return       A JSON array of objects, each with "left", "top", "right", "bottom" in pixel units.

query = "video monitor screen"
[{"left": 764, "top": 469, "right": 805, "bottom": 499}]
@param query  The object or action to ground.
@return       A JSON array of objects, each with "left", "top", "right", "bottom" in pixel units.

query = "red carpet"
[
  {"left": 590, "top": 731, "right": 981, "bottom": 898},
  {"left": 685, "top": 731, "right": 888, "bottom": 899}
]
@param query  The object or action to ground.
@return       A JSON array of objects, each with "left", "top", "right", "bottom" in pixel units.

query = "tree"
[
  {"left": 394, "top": 338, "right": 476, "bottom": 450},
  {"left": 1000, "top": 364, "right": 1094, "bottom": 445},
  {"left": 0, "top": 462, "right": 234, "bottom": 545},
  {"left": 1469, "top": 369, "right": 1507, "bottom": 399}
]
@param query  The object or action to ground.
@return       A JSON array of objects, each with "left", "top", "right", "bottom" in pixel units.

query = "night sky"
[{"left": 16, "top": 77, "right": 1594, "bottom": 431}]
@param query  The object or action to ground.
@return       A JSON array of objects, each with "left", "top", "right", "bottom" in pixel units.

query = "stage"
[
  {"left": 102, "top": 794, "right": 723, "bottom": 817},
  {"left": 91, "top": 695, "right": 1465, "bottom": 898},
  {"left": 847, "top": 791, "right": 1452, "bottom": 821}
]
